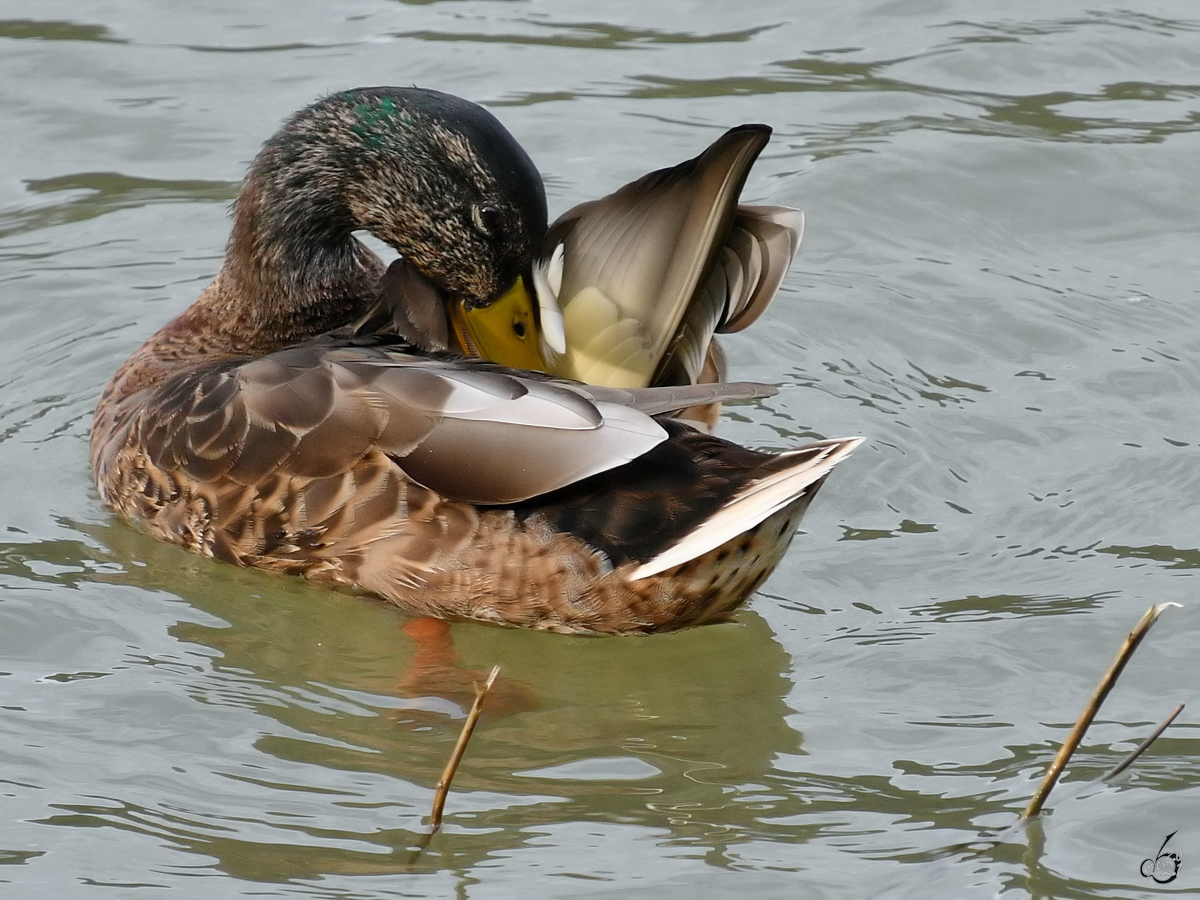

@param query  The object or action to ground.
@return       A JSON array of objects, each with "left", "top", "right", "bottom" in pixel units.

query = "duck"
[{"left": 91, "top": 86, "right": 861, "bottom": 635}]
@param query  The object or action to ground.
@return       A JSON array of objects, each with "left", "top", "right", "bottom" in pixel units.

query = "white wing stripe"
[{"left": 629, "top": 437, "right": 863, "bottom": 579}]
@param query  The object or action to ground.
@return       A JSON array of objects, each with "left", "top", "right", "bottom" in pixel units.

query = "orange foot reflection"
[{"left": 397, "top": 617, "right": 538, "bottom": 717}]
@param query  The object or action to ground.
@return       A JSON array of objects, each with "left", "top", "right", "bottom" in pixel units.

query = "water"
[{"left": 2, "top": 1, "right": 1198, "bottom": 897}]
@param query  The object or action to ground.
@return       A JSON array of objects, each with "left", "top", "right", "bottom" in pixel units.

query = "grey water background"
[{"left": 1, "top": 1, "right": 1198, "bottom": 897}]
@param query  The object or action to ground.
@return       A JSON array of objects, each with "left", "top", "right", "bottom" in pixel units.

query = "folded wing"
[{"left": 138, "top": 343, "right": 776, "bottom": 506}]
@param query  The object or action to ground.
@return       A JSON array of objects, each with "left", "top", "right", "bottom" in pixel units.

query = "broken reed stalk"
[
  {"left": 1101, "top": 702, "right": 1185, "bottom": 783},
  {"left": 428, "top": 664, "right": 500, "bottom": 833},
  {"left": 1019, "top": 602, "right": 1181, "bottom": 822}
]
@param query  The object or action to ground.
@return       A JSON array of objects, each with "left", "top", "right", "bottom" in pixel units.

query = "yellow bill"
[{"left": 449, "top": 275, "right": 551, "bottom": 373}]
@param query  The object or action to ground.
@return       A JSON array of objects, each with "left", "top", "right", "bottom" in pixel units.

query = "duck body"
[{"left": 91, "top": 87, "right": 859, "bottom": 634}]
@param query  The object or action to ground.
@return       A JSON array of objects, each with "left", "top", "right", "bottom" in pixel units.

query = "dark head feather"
[{"left": 230, "top": 87, "right": 548, "bottom": 307}]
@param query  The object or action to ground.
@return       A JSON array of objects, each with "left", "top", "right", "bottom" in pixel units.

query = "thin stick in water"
[
  {"left": 428, "top": 664, "right": 500, "bottom": 833},
  {"left": 1020, "top": 602, "right": 1181, "bottom": 822},
  {"left": 1101, "top": 702, "right": 1185, "bottom": 783}
]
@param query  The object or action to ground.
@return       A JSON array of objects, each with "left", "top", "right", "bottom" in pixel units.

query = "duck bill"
[{"left": 448, "top": 275, "right": 551, "bottom": 372}]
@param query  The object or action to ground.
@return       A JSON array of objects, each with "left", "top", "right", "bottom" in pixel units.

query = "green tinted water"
[{"left": 1, "top": 2, "right": 1198, "bottom": 897}]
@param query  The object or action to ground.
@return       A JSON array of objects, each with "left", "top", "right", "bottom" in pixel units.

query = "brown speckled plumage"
[{"left": 92, "top": 87, "right": 860, "bottom": 634}]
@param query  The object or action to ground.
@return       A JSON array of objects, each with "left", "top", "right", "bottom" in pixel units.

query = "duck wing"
[
  {"left": 135, "top": 342, "right": 773, "bottom": 508},
  {"left": 653, "top": 204, "right": 803, "bottom": 388},
  {"left": 536, "top": 126, "right": 803, "bottom": 389}
]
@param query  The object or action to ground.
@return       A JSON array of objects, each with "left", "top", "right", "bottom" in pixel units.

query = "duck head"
[{"left": 230, "top": 87, "right": 552, "bottom": 365}]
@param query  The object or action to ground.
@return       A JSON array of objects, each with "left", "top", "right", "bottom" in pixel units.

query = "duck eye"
[
  {"left": 471, "top": 203, "right": 503, "bottom": 237},
  {"left": 512, "top": 319, "right": 527, "bottom": 338}
]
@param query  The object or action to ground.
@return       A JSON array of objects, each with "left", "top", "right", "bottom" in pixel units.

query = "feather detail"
[{"left": 630, "top": 437, "right": 862, "bottom": 579}]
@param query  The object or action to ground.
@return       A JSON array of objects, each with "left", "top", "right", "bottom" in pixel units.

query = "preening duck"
[{"left": 91, "top": 86, "right": 860, "bottom": 634}]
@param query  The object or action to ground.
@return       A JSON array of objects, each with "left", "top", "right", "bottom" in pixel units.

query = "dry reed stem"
[
  {"left": 428, "top": 664, "right": 500, "bottom": 832},
  {"left": 1101, "top": 702, "right": 1185, "bottom": 783},
  {"left": 1019, "top": 602, "right": 1180, "bottom": 822}
]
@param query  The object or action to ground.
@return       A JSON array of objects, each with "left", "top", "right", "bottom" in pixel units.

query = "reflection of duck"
[
  {"left": 398, "top": 617, "right": 537, "bottom": 717},
  {"left": 91, "top": 86, "right": 860, "bottom": 634},
  {"left": 144, "top": 540, "right": 811, "bottom": 875}
]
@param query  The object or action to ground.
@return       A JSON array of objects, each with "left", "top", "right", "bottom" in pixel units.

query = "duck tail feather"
[{"left": 629, "top": 436, "right": 863, "bottom": 579}]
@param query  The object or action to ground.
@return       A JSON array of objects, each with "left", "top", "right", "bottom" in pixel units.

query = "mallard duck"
[{"left": 91, "top": 87, "right": 860, "bottom": 634}]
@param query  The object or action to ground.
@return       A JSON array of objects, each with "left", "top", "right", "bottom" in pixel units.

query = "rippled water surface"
[{"left": 2, "top": 1, "right": 1198, "bottom": 897}]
